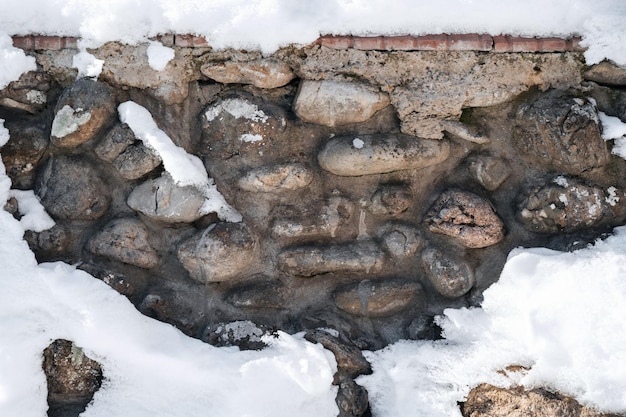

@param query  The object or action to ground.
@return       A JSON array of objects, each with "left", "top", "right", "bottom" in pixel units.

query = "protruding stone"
[
  {"left": 517, "top": 177, "right": 618, "bottom": 233},
  {"left": 36, "top": 156, "right": 109, "bottom": 221},
  {"left": 0, "top": 123, "right": 48, "bottom": 188},
  {"left": 86, "top": 218, "right": 159, "bottom": 269},
  {"left": 294, "top": 80, "right": 390, "bottom": 127},
  {"left": 50, "top": 79, "right": 116, "bottom": 148},
  {"left": 112, "top": 144, "right": 161, "bottom": 180},
  {"left": 421, "top": 247, "right": 475, "bottom": 298},
  {"left": 24, "top": 224, "right": 70, "bottom": 257},
  {"left": 584, "top": 60, "right": 626, "bottom": 86},
  {"left": 425, "top": 190, "right": 505, "bottom": 248},
  {"left": 94, "top": 124, "right": 136, "bottom": 162},
  {"left": 468, "top": 156, "right": 512, "bottom": 191},
  {"left": 513, "top": 90, "right": 609, "bottom": 174},
  {"left": 0, "top": 71, "right": 51, "bottom": 113},
  {"left": 127, "top": 174, "right": 206, "bottom": 223},
  {"left": 441, "top": 120, "right": 490, "bottom": 144},
  {"left": 201, "top": 58, "right": 295, "bottom": 89},
  {"left": 336, "top": 376, "right": 370, "bottom": 417},
  {"left": 304, "top": 330, "right": 372, "bottom": 377},
  {"left": 377, "top": 223, "right": 424, "bottom": 257},
  {"left": 226, "top": 280, "right": 285, "bottom": 309},
  {"left": 177, "top": 223, "right": 258, "bottom": 283},
  {"left": 333, "top": 279, "right": 423, "bottom": 317},
  {"left": 278, "top": 240, "right": 384, "bottom": 277},
  {"left": 318, "top": 134, "right": 450, "bottom": 176},
  {"left": 369, "top": 184, "right": 412, "bottom": 216},
  {"left": 238, "top": 163, "right": 313, "bottom": 192}
]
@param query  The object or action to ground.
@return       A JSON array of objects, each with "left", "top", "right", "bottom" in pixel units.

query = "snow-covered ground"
[{"left": 2, "top": 1, "right": 626, "bottom": 416}]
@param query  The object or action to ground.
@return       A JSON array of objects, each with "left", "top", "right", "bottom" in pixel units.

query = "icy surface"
[
  {"left": 118, "top": 101, "right": 242, "bottom": 222},
  {"left": 147, "top": 41, "right": 175, "bottom": 71}
]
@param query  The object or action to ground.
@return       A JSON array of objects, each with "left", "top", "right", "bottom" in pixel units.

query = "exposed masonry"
[{"left": 11, "top": 33, "right": 583, "bottom": 52}]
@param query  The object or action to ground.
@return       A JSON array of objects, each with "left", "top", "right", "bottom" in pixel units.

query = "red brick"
[
  {"left": 539, "top": 37, "right": 567, "bottom": 52},
  {"left": 448, "top": 34, "right": 492, "bottom": 51},
  {"left": 61, "top": 37, "right": 78, "bottom": 49},
  {"left": 12, "top": 36, "right": 35, "bottom": 50},
  {"left": 413, "top": 34, "right": 448, "bottom": 50},
  {"left": 352, "top": 36, "right": 385, "bottom": 50},
  {"left": 382, "top": 35, "right": 418, "bottom": 51},
  {"left": 175, "top": 34, "right": 209, "bottom": 48},
  {"left": 317, "top": 36, "right": 354, "bottom": 49}
]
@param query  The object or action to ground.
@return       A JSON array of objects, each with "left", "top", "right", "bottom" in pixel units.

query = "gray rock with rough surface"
[
  {"left": 201, "top": 58, "right": 294, "bottom": 89},
  {"left": 377, "top": 223, "right": 424, "bottom": 257},
  {"left": 87, "top": 218, "right": 159, "bottom": 269},
  {"left": 278, "top": 240, "right": 384, "bottom": 277},
  {"left": 294, "top": 80, "right": 390, "bottom": 127},
  {"left": 422, "top": 247, "right": 475, "bottom": 298},
  {"left": 318, "top": 134, "right": 450, "bottom": 176},
  {"left": 369, "top": 184, "right": 412, "bottom": 216},
  {"left": 271, "top": 197, "right": 354, "bottom": 239},
  {"left": 584, "top": 60, "right": 626, "bottom": 86},
  {"left": 238, "top": 163, "right": 313, "bottom": 192},
  {"left": 333, "top": 279, "right": 423, "bottom": 317},
  {"left": 0, "top": 71, "right": 51, "bottom": 113},
  {"left": 304, "top": 330, "right": 372, "bottom": 377},
  {"left": 94, "top": 124, "right": 136, "bottom": 162},
  {"left": 113, "top": 144, "right": 161, "bottom": 180},
  {"left": 226, "top": 280, "right": 285, "bottom": 309},
  {"left": 177, "top": 223, "right": 259, "bottom": 283},
  {"left": 426, "top": 190, "right": 505, "bottom": 248},
  {"left": 468, "top": 156, "right": 511, "bottom": 191},
  {"left": 127, "top": 174, "right": 206, "bottom": 223}
]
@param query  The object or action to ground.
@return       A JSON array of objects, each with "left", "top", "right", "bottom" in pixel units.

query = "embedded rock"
[
  {"left": 201, "top": 58, "right": 294, "bottom": 89},
  {"left": 304, "top": 330, "right": 372, "bottom": 377},
  {"left": 43, "top": 339, "right": 103, "bottom": 416},
  {"left": 517, "top": 177, "right": 618, "bottom": 233},
  {"left": 468, "top": 156, "right": 512, "bottom": 191},
  {"left": 333, "top": 279, "right": 423, "bottom": 318},
  {"left": 177, "top": 222, "right": 259, "bottom": 283},
  {"left": 36, "top": 156, "right": 109, "bottom": 221},
  {"left": 0, "top": 123, "right": 48, "bottom": 188},
  {"left": 50, "top": 79, "right": 116, "bottom": 148},
  {"left": 94, "top": 123, "right": 136, "bottom": 162},
  {"left": 86, "top": 217, "right": 159, "bottom": 269},
  {"left": 112, "top": 144, "right": 161, "bottom": 180},
  {"left": 127, "top": 174, "right": 206, "bottom": 223},
  {"left": 271, "top": 197, "right": 354, "bottom": 239},
  {"left": 426, "top": 190, "right": 505, "bottom": 248},
  {"left": 238, "top": 163, "right": 313, "bottom": 192},
  {"left": 226, "top": 280, "right": 285, "bottom": 309},
  {"left": 0, "top": 71, "right": 50, "bottom": 113},
  {"left": 203, "top": 320, "right": 269, "bottom": 350},
  {"left": 377, "top": 223, "right": 424, "bottom": 257},
  {"left": 584, "top": 60, "right": 626, "bottom": 87},
  {"left": 513, "top": 90, "right": 609, "bottom": 174},
  {"left": 441, "top": 120, "right": 490, "bottom": 144},
  {"left": 24, "top": 224, "right": 71, "bottom": 257},
  {"left": 294, "top": 80, "right": 390, "bottom": 127},
  {"left": 336, "top": 376, "right": 370, "bottom": 417},
  {"left": 421, "top": 247, "right": 475, "bottom": 298},
  {"left": 318, "top": 134, "right": 450, "bottom": 176},
  {"left": 369, "top": 184, "right": 412, "bottom": 216}
]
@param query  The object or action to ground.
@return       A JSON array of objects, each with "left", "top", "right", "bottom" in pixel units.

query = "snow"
[
  {"left": 147, "top": 41, "right": 175, "bottom": 71},
  {"left": 240, "top": 133, "right": 264, "bottom": 143},
  {"left": 205, "top": 98, "right": 269, "bottom": 123},
  {"left": 353, "top": 138, "right": 365, "bottom": 149},
  {"left": 118, "top": 101, "right": 242, "bottom": 222},
  {"left": 0, "top": 34, "right": 35, "bottom": 89},
  {"left": 8, "top": 189, "right": 55, "bottom": 232},
  {"left": 72, "top": 50, "right": 104, "bottom": 79},
  {"left": 600, "top": 111, "right": 626, "bottom": 160}
]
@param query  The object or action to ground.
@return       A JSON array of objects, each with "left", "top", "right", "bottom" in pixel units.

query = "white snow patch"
[
  {"left": 118, "top": 101, "right": 242, "bottom": 222},
  {"left": 147, "top": 41, "right": 175, "bottom": 71},
  {"left": 205, "top": 98, "right": 268, "bottom": 123},
  {"left": 606, "top": 186, "right": 620, "bottom": 206},
  {"left": 353, "top": 138, "right": 365, "bottom": 149},
  {"left": 558, "top": 194, "right": 569, "bottom": 205},
  {"left": 599, "top": 111, "right": 626, "bottom": 160},
  {"left": 553, "top": 176, "right": 569, "bottom": 187},
  {"left": 0, "top": 33, "right": 36, "bottom": 90},
  {"left": 72, "top": 50, "right": 104, "bottom": 79},
  {"left": 0, "top": 119, "right": 9, "bottom": 147},
  {"left": 50, "top": 105, "right": 92, "bottom": 138},
  {"left": 8, "top": 189, "right": 55, "bottom": 232},
  {"left": 240, "top": 133, "right": 264, "bottom": 143},
  {"left": 25, "top": 90, "right": 46, "bottom": 104}
]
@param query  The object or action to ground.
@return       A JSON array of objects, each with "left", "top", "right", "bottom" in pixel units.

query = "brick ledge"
[{"left": 11, "top": 34, "right": 584, "bottom": 53}]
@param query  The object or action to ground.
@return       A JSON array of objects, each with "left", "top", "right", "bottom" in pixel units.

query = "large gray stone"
[
  {"left": 201, "top": 58, "right": 294, "bottom": 89},
  {"left": 177, "top": 223, "right": 259, "bottom": 283},
  {"left": 513, "top": 90, "right": 609, "bottom": 174},
  {"left": 278, "top": 240, "right": 384, "bottom": 277},
  {"left": 127, "top": 174, "right": 206, "bottom": 223},
  {"left": 333, "top": 279, "right": 423, "bottom": 318},
  {"left": 294, "top": 80, "right": 390, "bottom": 127},
  {"left": 421, "top": 247, "right": 475, "bottom": 298},
  {"left": 425, "top": 190, "right": 505, "bottom": 248},
  {"left": 86, "top": 218, "right": 159, "bottom": 269},
  {"left": 50, "top": 79, "right": 116, "bottom": 148},
  {"left": 271, "top": 197, "right": 354, "bottom": 240},
  {"left": 94, "top": 123, "right": 136, "bottom": 163},
  {"left": 112, "top": 144, "right": 161, "bottom": 180},
  {"left": 226, "top": 280, "right": 285, "bottom": 309},
  {"left": 36, "top": 156, "right": 109, "bottom": 221},
  {"left": 238, "top": 163, "right": 313, "bottom": 192},
  {"left": 318, "top": 134, "right": 450, "bottom": 176},
  {"left": 584, "top": 60, "right": 626, "bottom": 86},
  {"left": 0, "top": 122, "right": 48, "bottom": 188}
]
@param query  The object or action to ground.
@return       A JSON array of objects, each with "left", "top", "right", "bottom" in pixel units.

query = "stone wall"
[{"left": 3, "top": 36, "right": 626, "bottom": 416}]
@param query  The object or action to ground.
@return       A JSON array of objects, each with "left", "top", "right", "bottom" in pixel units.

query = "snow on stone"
[
  {"left": 51, "top": 105, "right": 91, "bottom": 138},
  {"left": 606, "top": 186, "right": 620, "bottom": 206},
  {"left": 147, "top": 41, "right": 175, "bottom": 71},
  {"left": 600, "top": 111, "right": 626, "bottom": 160},
  {"left": 8, "top": 189, "right": 55, "bottom": 232},
  {"left": 205, "top": 98, "right": 269, "bottom": 123},
  {"left": 118, "top": 101, "right": 242, "bottom": 222},
  {"left": 0, "top": 33, "right": 35, "bottom": 90},
  {"left": 553, "top": 175, "right": 569, "bottom": 187},
  {"left": 359, "top": 229, "right": 626, "bottom": 416},
  {"left": 72, "top": 50, "right": 104, "bottom": 79}
]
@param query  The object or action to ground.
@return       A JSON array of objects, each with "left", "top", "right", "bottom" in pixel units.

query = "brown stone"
[
  {"left": 238, "top": 163, "right": 313, "bottom": 192},
  {"left": 304, "top": 330, "right": 372, "bottom": 377},
  {"left": 201, "top": 58, "right": 294, "bottom": 89},
  {"left": 333, "top": 279, "right": 423, "bottom": 317},
  {"left": 421, "top": 247, "right": 475, "bottom": 298},
  {"left": 584, "top": 60, "right": 626, "bottom": 86}
]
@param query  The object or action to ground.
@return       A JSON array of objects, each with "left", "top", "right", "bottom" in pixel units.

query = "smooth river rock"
[
  {"left": 333, "top": 279, "right": 423, "bottom": 318},
  {"left": 318, "top": 133, "right": 450, "bottom": 176},
  {"left": 421, "top": 247, "right": 475, "bottom": 298},
  {"left": 238, "top": 163, "right": 313, "bottom": 192},
  {"left": 201, "top": 58, "right": 295, "bottom": 89}
]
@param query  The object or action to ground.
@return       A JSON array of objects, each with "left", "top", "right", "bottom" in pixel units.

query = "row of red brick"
[{"left": 11, "top": 33, "right": 583, "bottom": 53}]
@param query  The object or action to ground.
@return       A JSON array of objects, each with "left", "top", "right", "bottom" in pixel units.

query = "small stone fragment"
[
  {"left": 335, "top": 376, "right": 370, "bottom": 417},
  {"left": 94, "top": 123, "right": 136, "bottom": 162},
  {"left": 50, "top": 78, "right": 116, "bottom": 148},
  {"left": 294, "top": 80, "right": 390, "bottom": 127},
  {"left": 421, "top": 247, "right": 475, "bottom": 298},
  {"left": 583, "top": 60, "right": 626, "bottom": 87},
  {"left": 177, "top": 222, "right": 259, "bottom": 283},
  {"left": 278, "top": 240, "right": 384, "bottom": 277},
  {"left": 86, "top": 217, "right": 159, "bottom": 269},
  {"left": 441, "top": 120, "right": 490, "bottom": 144},
  {"left": 333, "top": 279, "right": 423, "bottom": 318},
  {"left": 517, "top": 177, "right": 617, "bottom": 233},
  {"left": 468, "top": 156, "right": 512, "bottom": 191},
  {"left": 318, "top": 134, "right": 450, "bottom": 176},
  {"left": 304, "top": 330, "right": 372, "bottom": 377},
  {"left": 513, "top": 90, "right": 609, "bottom": 174},
  {"left": 271, "top": 197, "right": 354, "bottom": 240},
  {"left": 425, "top": 190, "right": 505, "bottom": 248},
  {"left": 35, "top": 156, "right": 109, "bottom": 221},
  {"left": 377, "top": 223, "right": 424, "bottom": 257},
  {"left": 3, "top": 197, "right": 18, "bottom": 217},
  {"left": 127, "top": 174, "right": 206, "bottom": 223},
  {"left": 112, "top": 143, "right": 161, "bottom": 180},
  {"left": 201, "top": 58, "right": 295, "bottom": 89},
  {"left": 226, "top": 280, "right": 285, "bottom": 309},
  {"left": 369, "top": 184, "right": 412, "bottom": 216},
  {"left": 238, "top": 163, "right": 313, "bottom": 192}
]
